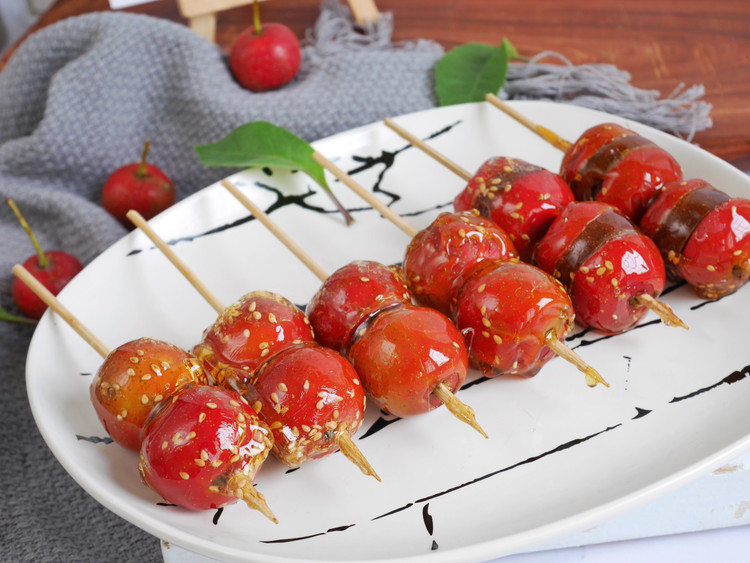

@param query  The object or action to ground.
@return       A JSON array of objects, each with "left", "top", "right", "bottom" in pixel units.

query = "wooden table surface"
[{"left": 3, "top": 0, "right": 749, "bottom": 170}]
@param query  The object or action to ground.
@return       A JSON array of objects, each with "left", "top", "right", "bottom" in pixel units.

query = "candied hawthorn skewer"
[
  {"left": 14, "top": 260, "right": 277, "bottom": 521},
  {"left": 384, "top": 117, "right": 686, "bottom": 333},
  {"left": 139, "top": 384, "right": 277, "bottom": 521},
  {"left": 485, "top": 93, "right": 683, "bottom": 224},
  {"left": 640, "top": 179, "right": 750, "bottom": 299},
  {"left": 535, "top": 201, "right": 687, "bottom": 333},
  {"left": 309, "top": 155, "right": 607, "bottom": 387},
  {"left": 384, "top": 117, "right": 574, "bottom": 262},
  {"left": 127, "top": 210, "right": 379, "bottom": 479},
  {"left": 221, "top": 180, "right": 487, "bottom": 437},
  {"left": 11, "top": 264, "right": 208, "bottom": 451}
]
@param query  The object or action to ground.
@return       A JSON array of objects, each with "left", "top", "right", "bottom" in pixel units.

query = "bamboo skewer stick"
[
  {"left": 632, "top": 294, "right": 688, "bottom": 330},
  {"left": 544, "top": 330, "right": 608, "bottom": 388},
  {"left": 383, "top": 118, "right": 472, "bottom": 181},
  {"left": 485, "top": 93, "right": 573, "bottom": 152},
  {"left": 12, "top": 264, "right": 110, "bottom": 358},
  {"left": 220, "top": 180, "right": 329, "bottom": 282},
  {"left": 311, "top": 151, "right": 418, "bottom": 238},
  {"left": 221, "top": 179, "right": 488, "bottom": 438},
  {"left": 126, "top": 210, "right": 225, "bottom": 315}
]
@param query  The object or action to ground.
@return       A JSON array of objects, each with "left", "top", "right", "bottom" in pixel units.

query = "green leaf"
[
  {"left": 501, "top": 38, "right": 521, "bottom": 61},
  {"left": 435, "top": 40, "right": 515, "bottom": 106},
  {"left": 196, "top": 121, "right": 329, "bottom": 187},
  {"left": 195, "top": 121, "right": 353, "bottom": 224}
]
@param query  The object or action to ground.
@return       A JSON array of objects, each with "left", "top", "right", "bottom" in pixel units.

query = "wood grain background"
[{"left": 3, "top": 0, "right": 749, "bottom": 169}]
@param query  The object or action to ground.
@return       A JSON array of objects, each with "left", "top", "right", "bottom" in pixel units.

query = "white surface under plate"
[{"left": 25, "top": 101, "right": 750, "bottom": 563}]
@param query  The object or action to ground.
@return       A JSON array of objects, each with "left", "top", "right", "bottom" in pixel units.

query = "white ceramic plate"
[{"left": 25, "top": 101, "right": 750, "bottom": 563}]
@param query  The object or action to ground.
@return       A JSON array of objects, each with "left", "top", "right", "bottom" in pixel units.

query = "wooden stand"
[{"left": 178, "top": 0, "right": 379, "bottom": 42}]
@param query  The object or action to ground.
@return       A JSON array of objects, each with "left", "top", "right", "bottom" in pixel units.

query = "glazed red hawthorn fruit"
[
  {"left": 245, "top": 343, "right": 376, "bottom": 477},
  {"left": 560, "top": 122, "right": 683, "bottom": 223},
  {"left": 139, "top": 384, "right": 276, "bottom": 521},
  {"left": 101, "top": 141, "right": 175, "bottom": 228},
  {"left": 453, "top": 261, "right": 576, "bottom": 379},
  {"left": 453, "top": 157, "right": 574, "bottom": 262},
  {"left": 403, "top": 211, "right": 518, "bottom": 316},
  {"left": 229, "top": 3, "right": 302, "bottom": 92},
  {"left": 640, "top": 178, "right": 750, "bottom": 299},
  {"left": 534, "top": 201, "right": 672, "bottom": 334},
  {"left": 7, "top": 198, "right": 83, "bottom": 320},
  {"left": 347, "top": 304, "right": 470, "bottom": 418},
  {"left": 193, "top": 290, "right": 315, "bottom": 390},
  {"left": 306, "top": 260, "right": 412, "bottom": 354},
  {"left": 90, "top": 337, "right": 209, "bottom": 451}
]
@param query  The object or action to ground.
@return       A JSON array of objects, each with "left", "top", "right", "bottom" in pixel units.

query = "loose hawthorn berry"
[
  {"left": 560, "top": 122, "right": 683, "bottom": 223},
  {"left": 306, "top": 260, "right": 411, "bottom": 354},
  {"left": 101, "top": 142, "right": 175, "bottom": 228},
  {"left": 193, "top": 290, "right": 315, "bottom": 390},
  {"left": 641, "top": 179, "right": 750, "bottom": 299},
  {"left": 453, "top": 261, "right": 575, "bottom": 378},
  {"left": 228, "top": 2, "right": 301, "bottom": 92},
  {"left": 7, "top": 198, "right": 83, "bottom": 320},
  {"left": 453, "top": 157, "right": 574, "bottom": 261},
  {"left": 139, "top": 385, "right": 275, "bottom": 520},
  {"left": 90, "top": 337, "right": 208, "bottom": 451},
  {"left": 403, "top": 210, "right": 518, "bottom": 316},
  {"left": 12, "top": 251, "right": 83, "bottom": 320},
  {"left": 245, "top": 343, "right": 376, "bottom": 478}
]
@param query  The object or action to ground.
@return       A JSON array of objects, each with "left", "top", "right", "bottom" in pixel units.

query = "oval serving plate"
[{"left": 25, "top": 101, "right": 750, "bottom": 563}]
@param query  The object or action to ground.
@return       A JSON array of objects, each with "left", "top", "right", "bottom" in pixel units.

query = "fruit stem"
[
  {"left": 225, "top": 473, "right": 278, "bottom": 524},
  {"left": 333, "top": 422, "right": 381, "bottom": 481},
  {"left": 0, "top": 304, "right": 37, "bottom": 325},
  {"left": 252, "top": 0, "right": 262, "bottom": 34},
  {"left": 632, "top": 293, "right": 688, "bottom": 330},
  {"left": 137, "top": 141, "right": 151, "bottom": 178},
  {"left": 7, "top": 198, "right": 48, "bottom": 268},
  {"left": 544, "top": 329, "right": 609, "bottom": 388},
  {"left": 432, "top": 382, "right": 488, "bottom": 438}
]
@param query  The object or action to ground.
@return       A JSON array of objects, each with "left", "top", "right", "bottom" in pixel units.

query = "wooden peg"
[
  {"left": 177, "top": 0, "right": 271, "bottom": 42},
  {"left": 347, "top": 0, "right": 380, "bottom": 25}
]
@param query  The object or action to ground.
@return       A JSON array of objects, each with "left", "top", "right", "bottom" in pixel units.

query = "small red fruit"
[
  {"left": 347, "top": 304, "right": 469, "bottom": 418},
  {"left": 306, "top": 260, "right": 412, "bottom": 354},
  {"left": 90, "top": 337, "right": 209, "bottom": 451},
  {"left": 229, "top": 2, "right": 301, "bottom": 92},
  {"left": 403, "top": 211, "right": 518, "bottom": 316},
  {"left": 139, "top": 385, "right": 275, "bottom": 520},
  {"left": 453, "top": 261, "right": 575, "bottom": 378},
  {"left": 245, "top": 343, "right": 370, "bottom": 470},
  {"left": 101, "top": 141, "right": 175, "bottom": 228},
  {"left": 8, "top": 198, "right": 83, "bottom": 320},
  {"left": 193, "top": 291, "right": 315, "bottom": 390}
]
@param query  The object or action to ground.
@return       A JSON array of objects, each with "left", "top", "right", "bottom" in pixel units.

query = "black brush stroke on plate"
[
  {"left": 76, "top": 435, "right": 113, "bottom": 445},
  {"left": 670, "top": 364, "right": 750, "bottom": 403}
]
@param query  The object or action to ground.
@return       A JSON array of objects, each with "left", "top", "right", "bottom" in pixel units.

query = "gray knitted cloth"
[{"left": 0, "top": 2, "right": 710, "bottom": 561}]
